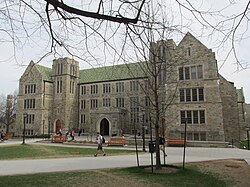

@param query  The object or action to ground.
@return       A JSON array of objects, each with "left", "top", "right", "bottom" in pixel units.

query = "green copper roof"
[
  {"left": 36, "top": 64, "right": 53, "bottom": 82},
  {"left": 34, "top": 61, "right": 148, "bottom": 84},
  {"left": 79, "top": 62, "right": 148, "bottom": 84}
]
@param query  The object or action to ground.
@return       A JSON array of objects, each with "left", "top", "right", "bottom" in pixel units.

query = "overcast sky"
[{"left": 0, "top": 0, "right": 249, "bottom": 103}]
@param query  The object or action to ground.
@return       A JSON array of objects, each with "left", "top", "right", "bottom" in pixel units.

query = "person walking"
[
  {"left": 0, "top": 130, "right": 4, "bottom": 141},
  {"left": 71, "top": 130, "right": 75, "bottom": 140},
  {"left": 159, "top": 136, "right": 167, "bottom": 157},
  {"left": 94, "top": 132, "right": 106, "bottom": 157}
]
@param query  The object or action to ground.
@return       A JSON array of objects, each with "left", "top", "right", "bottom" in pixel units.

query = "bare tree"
[
  {"left": 124, "top": 30, "right": 179, "bottom": 170},
  {"left": 0, "top": 92, "right": 17, "bottom": 133},
  {"left": 1, "top": 1, "right": 249, "bottom": 68},
  {"left": 174, "top": 0, "right": 250, "bottom": 69}
]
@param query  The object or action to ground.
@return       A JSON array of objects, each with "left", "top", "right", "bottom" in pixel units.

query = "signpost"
[{"left": 183, "top": 118, "right": 187, "bottom": 169}]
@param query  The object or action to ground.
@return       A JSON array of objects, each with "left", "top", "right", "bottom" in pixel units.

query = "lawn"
[
  {"left": 240, "top": 140, "right": 250, "bottom": 149},
  {"left": 0, "top": 165, "right": 228, "bottom": 187},
  {"left": 0, "top": 145, "right": 238, "bottom": 187},
  {"left": 0, "top": 144, "right": 136, "bottom": 160}
]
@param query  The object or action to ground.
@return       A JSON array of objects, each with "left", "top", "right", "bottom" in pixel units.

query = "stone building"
[{"left": 16, "top": 33, "right": 245, "bottom": 144}]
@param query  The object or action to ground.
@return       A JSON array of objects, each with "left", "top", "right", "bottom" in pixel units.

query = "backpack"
[
  {"left": 159, "top": 137, "right": 165, "bottom": 145},
  {"left": 102, "top": 137, "right": 105, "bottom": 143}
]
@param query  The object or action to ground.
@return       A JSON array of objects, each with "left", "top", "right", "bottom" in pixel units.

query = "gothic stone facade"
[{"left": 16, "top": 33, "right": 244, "bottom": 143}]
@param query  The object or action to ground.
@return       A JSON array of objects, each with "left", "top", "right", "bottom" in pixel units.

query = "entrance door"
[
  {"left": 55, "top": 120, "right": 61, "bottom": 133},
  {"left": 100, "top": 118, "right": 109, "bottom": 136}
]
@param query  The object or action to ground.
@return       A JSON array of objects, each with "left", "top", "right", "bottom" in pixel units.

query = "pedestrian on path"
[
  {"left": 0, "top": 130, "right": 5, "bottom": 141},
  {"left": 71, "top": 130, "right": 75, "bottom": 140},
  {"left": 159, "top": 136, "right": 167, "bottom": 157},
  {"left": 94, "top": 132, "right": 106, "bottom": 157}
]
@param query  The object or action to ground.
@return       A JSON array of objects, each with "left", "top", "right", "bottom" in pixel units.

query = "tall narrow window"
[
  {"left": 184, "top": 67, "right": 190, "bottom": 80},
  {"left": 130, "top": 80, "right": 139, "bottom": 91},
  {"left": 57, "top": 80, "right": 59, "bottom": 93},
  {"left": 193, "top": 111, "right": 199, "bottom": 124},
  {"left": 56, "top": 78, "right": 62, "bottom": 93},
  {"left": 103, "top": 83, "right": 111, "bottom": 93},
  {"left": 186, "top": 89, "right": 191, "bottom": 102},
  {"left": 80, "top": 100, "right": 86, "bottom": 109},
  {"left": 200, "top": 110, "right": 205, "bottom": 123},
  {"left": 192, "top": 88, "right": 198, "bottom": 101},
  {"left": 61, "top": 63, "right": 63, "bottom": 74},
  {"left": 179, "top": 67, "right": 184, "bottom": 80},
  {"left": 91, "top": 85, "right": 98, "bottom": 94},
  {"left": 180, "top": 111, "right": 186, "bottom": 124},
  {"left": 199, "top": 88, "right": 204, "bottom": 101},
  {"left": 145, "top": 96, "right": 150, "bottom": 107},
  {"left": 191, "top": 66, "right": 197, "bottom": 79},
  {"left": 57, "top": 64, "right": 60, "bottom": 74},
  {"left": 187, "top": 111, "right": 192, "bottom": 124},
  {"left": 90, "top": 99, "right": 98, "bottom": 109},
  {"left": 81, "top": 86, "right": 87, "bottom": 95},
  {"left": 180, "top": 89, "right": 185, "bottom": 102},
  {"left": 144, "top": 80, "right": 149, "bottom": 91},
  {"left": 130, "top": 97, "right": 139, "bottom": 123},
  {"left": 103, "top": 98, "right": 111, "bottom": 107},
  {"left": 187, "top": 47, "right": 191, "bottom": 56},
  {"left": 116, "top": 98, "right": 125, "bottom": 107},
  {"left": 60, "top": 79, "right": 62, "bottom": 93},
  {"left": 197, "top": 65, "right": 203, "bottom": 79}
]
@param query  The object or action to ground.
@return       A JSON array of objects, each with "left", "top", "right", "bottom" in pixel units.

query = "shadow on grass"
[
  {"left": 0, "top": 164, "right": 228, "bottom": 187},
  {"left": 111, "top": 165, "right": 228, "bottom": 187}
]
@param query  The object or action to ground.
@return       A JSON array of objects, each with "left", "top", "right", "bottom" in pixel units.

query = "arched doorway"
[
  {"left": 55, "top": 119, "right": 61, "bottom": 133},
  {"left": 100, "top": 118, "right": 109, "bottom": 136}
]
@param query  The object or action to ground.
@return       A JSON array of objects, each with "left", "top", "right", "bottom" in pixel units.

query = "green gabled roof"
[
  {"left": 36, "top": 64, "right": 53, "bottom": 82},
  {"left": 79, "top": 62, "right": 148, "bottom": 84},
  {"left": 33, "top": 61, "right": 148, "bottom": 84},
  {"left": 237, "top": 88, "right": 245, "bottom": 103}
]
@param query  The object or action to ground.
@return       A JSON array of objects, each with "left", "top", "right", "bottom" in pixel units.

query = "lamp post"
[
  {"left": 246, "top": 125, "right": 250, "bottom": 150},
  {"left": 141, "top": 109, "right": 146, "bottom": 152},
  {"left": 247, "top": 129, "right": 249, "bottom": 150},
  {"left": 149, "top": 116, "right": 153, "bottom": 173},
  {"left": 161, "top": 118, "right": 166, "bottom": 165},
  {"left": 43, "top": 120, "right": 45, "bottom": 139},
  {"left": 183, "top": 118, "right": 187, "bottom": 169},
  {"left": 22, "top": 113, "right": 28, "bottom": 144}
]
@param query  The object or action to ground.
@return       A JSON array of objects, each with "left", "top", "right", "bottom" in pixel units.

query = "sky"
[{"left": 0, "top": 0, "right": 249, "bottom": 103}]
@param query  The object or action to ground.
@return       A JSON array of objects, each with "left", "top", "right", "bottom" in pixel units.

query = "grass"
[
  {"left": 240, "top": 140, "right": 250, "bottom": 149},
  {"left": 0, "top": 166, "right": 229, "bottom": 187},
  {"left": 0, "top": 145, "right": 230, "bottom": 186},
  {"left": 0, "top": 144, "right": 136, "bottom": 160},
  {"left": 112, "top": 166, "right": 228, "bottom": 187}
]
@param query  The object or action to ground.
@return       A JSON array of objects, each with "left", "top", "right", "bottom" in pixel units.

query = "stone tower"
[{"left": 51, "top": 58, "right": 79, "bottom": 133}]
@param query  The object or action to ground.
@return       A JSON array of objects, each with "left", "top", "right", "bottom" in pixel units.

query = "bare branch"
[{"left": 44, "top": 0, "right": 145, "bottom": 24}]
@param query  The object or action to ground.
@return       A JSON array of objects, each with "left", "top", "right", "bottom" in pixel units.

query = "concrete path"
[{"left": 0, "top": 139, "right": 249, "bottom": 176}]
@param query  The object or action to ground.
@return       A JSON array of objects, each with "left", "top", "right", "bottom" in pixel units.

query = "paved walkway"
[{"left": 0, "top": 139, "right": 249, "bottom": 176}]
